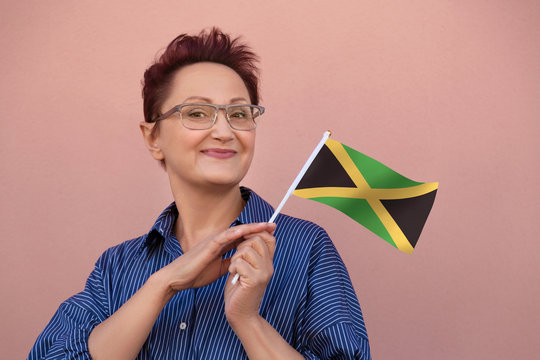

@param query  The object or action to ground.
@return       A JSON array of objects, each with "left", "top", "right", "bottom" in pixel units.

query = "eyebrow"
[{"left": 182, "top": 96, "right": 249, "bottom": 103}]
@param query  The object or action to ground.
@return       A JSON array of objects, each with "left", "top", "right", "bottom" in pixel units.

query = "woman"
[{"left": 29, "top": 28, "right": 371, "bottom": 359}]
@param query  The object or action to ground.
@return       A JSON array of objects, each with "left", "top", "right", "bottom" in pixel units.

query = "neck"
[{"left": 169, "top": 179, "right": 245, "bottom": 252}]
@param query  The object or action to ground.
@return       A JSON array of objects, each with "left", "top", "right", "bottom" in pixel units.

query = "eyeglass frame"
[{"left": 150, "top": 103, "right": 265, "bottom": 131}]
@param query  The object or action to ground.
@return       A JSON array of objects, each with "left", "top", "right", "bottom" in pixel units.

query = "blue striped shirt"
[{"left": 29, "top": 187, "right": 370, "bottom": 359}]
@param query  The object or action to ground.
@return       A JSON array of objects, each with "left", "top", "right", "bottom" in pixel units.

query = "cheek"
[
  {"left": 241, "top": 135, "right": 256, "bottom": 158},
  {"left": 161, "top": 124, "right": 206, "bottom": 152}
]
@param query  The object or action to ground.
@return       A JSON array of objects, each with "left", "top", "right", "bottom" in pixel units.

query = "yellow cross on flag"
[{"left": 293, "top": 138, "right": 438, "bottom": 254}]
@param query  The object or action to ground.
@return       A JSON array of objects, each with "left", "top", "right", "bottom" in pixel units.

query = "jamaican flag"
[{"left": 293, "top": 138, "right": 438, "bottom": 254}]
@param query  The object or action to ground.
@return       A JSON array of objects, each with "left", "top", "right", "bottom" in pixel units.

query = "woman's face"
[{"left": 151, "top": 62, "right": 256, "bottom": 190}]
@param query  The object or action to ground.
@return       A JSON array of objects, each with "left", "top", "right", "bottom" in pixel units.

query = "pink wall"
[{"left": 2, "top": 1, "right": 539, "bottom": 358}]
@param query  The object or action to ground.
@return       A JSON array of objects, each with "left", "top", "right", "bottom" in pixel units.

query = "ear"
[{"left": 139, "top": 121, "right": 165, "bottom": 161}]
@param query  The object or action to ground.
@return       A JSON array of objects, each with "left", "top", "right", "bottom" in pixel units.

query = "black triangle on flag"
[
  {"left": 380, "top": 189, "right": 437, "bottom": 248},
  {"left": 296, "top": 144, "right": 357, "bottom": 190}
]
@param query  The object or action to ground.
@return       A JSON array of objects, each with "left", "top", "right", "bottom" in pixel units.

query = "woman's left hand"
[{"left": 224, "top": 224, "right": 276, "bottom": 327}]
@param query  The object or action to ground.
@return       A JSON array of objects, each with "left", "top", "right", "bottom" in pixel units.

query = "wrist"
[
  {"left": 147, "top": 269, "right": 177, "bottom": 305},
  {"left": 228, "top": 315, "right": 303, "bottom": 359},
  {"left": 227, "top": 312, "right": 263, "bottom": 336}
]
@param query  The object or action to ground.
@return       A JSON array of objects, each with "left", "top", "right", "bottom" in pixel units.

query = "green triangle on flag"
[{"left": 293, "top": 138, "right": 438, "bottom": 253}]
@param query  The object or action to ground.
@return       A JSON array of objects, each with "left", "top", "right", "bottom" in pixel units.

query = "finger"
[
  {"left": 232, "top": 245, "right": 262, "bottom": 270},
  {"left": 242, "top": 232, "right": 275, "bottom": 259},
  {"left": 208, "top": 223, "right": 268, "bottom": 255},
  {"left": 265, "top": 223, "right": 277, "bottom": 234},
  {"left": 218, "top": 223, "right": 275, "bottom": 254},
  {"left": 234, "top": 238, "right": 273, "bottom": 284},
  {"left": 229, "top": 255, "right": 273, "bottom": 285},
  {"left": 228, "top": 258, "right": 257, "bottom": 283},
  {"left": 222, "top": 223, "right": 273, "bottom": 243},
  {"left": 237, "top": 236, "right": 266, "bottom": 259},
  {"left": 220, "top": 237, "right": 245, "bottom": 255}
]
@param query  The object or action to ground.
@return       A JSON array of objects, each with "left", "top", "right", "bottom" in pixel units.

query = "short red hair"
[{"left": 142, "top": 27, "right": 261, "bottom": 126}]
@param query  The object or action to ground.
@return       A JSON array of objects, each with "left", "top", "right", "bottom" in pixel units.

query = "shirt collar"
[{"left": 141, "top": 186, "right": 275, "bottom": 251}]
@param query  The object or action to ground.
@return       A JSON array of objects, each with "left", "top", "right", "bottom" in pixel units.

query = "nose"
[{"left": 211, "top": 108, "right": 234, "bottom": 140}]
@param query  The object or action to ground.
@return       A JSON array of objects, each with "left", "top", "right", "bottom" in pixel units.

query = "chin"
[{"left": 201, "top": 173, "right": 245, "bottom": 188}]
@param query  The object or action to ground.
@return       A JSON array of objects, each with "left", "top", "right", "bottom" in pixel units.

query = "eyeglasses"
[{"left": 151, "top": 103, "right": 265, "bottom": 131}]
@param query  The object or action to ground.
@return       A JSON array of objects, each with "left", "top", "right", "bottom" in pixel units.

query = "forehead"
[{"left": 164, "top": 62, "right": 250, "bottom": 108}]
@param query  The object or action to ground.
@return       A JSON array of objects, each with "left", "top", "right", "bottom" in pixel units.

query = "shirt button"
[{"left": 179, "top": 322, "right": 187, "bottom": 330}]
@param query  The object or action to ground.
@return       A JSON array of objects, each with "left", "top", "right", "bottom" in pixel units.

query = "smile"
[{"left": 201, "top": 148, "right": 237, "bottom": 159}]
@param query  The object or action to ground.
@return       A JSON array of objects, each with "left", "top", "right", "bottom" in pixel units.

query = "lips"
[{"left": 201, "top": 148, "right": 237, "bottom": 159}]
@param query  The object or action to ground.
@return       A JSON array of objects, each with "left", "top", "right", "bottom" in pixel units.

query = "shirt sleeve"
[
  {"left": 297, "top": 229, "right": 371, "bottom": 360},
  {"left": 28, "top": 261, "right": 110, "bottom": 360}
]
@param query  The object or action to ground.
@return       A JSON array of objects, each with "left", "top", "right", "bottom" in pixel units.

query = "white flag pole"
[{"left": 232, "top": 130, "right": 331, "bottom": 285}]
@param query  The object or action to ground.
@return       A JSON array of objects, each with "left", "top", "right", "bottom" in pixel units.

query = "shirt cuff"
[{"left": 305, "top": 322, "right": 371, "bottom": 360}]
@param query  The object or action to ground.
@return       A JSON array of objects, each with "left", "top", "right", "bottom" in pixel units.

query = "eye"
[
  {"left": 182, "top": 105, "right": 213, "bottom": 120},
  {"left": 188, "top": 110, "right": 207, "bottom": 118},
  {"left": 229, "top": 110, "right": 247, "bottom": 118},
  {"left": 229, "top": 106, "right": 254, "bottom": 120}
]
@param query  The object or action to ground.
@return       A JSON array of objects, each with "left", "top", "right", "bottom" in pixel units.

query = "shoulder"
[
  {"left": 271, "top": 212, "right": 341, "bottom": 277},
  {"left": 94, "top": 234, "right": 148, "bottom": 271},
  {"left": 272, "top": 212, "right": 352, "bottom": 289},
  {"left": 274, "top": 212, "right": 325, "bottom": 234},
  {"left": 273, "top": 212, "right": 334, "bottom": 251}
]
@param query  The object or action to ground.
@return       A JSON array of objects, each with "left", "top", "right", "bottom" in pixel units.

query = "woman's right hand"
[
  {"left": 89, "top": 222, "right": 273, "bottom": 360},
  {"left": 157, "top": 222, "right": 275, "bottom": 295}
]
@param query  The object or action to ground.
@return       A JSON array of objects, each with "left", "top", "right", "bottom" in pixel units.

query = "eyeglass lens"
[{"left": 180, "top": 104, "right": 261, "bottom": 130}]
